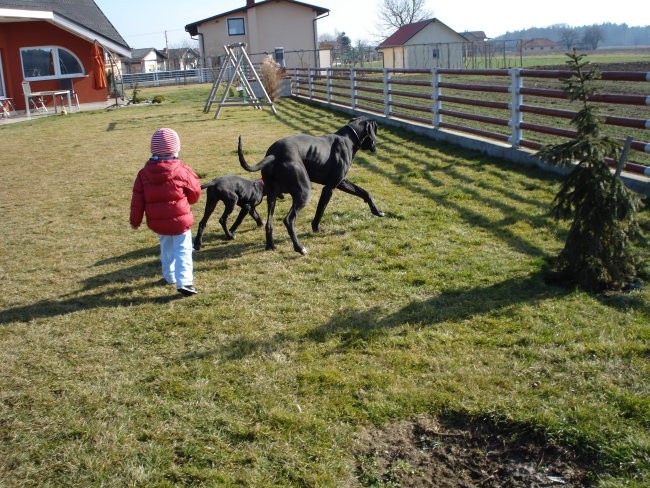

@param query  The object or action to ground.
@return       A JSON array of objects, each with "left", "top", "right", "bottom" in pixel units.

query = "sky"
[{"left": 94, "top": 0, "right": 650, "bottom": 49}]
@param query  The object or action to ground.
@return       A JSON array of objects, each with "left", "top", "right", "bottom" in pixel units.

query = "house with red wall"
[{"left": 0, "top": 0, "right": 130, "bottom": 111}]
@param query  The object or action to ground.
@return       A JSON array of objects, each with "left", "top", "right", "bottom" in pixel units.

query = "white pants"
[{"left": 158, "top": 230, "right": 193, "bottom": 287}]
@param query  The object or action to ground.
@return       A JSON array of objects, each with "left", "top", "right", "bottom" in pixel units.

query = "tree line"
[{"left": 495, "top": 23, "right": 650, "bottom": 49}]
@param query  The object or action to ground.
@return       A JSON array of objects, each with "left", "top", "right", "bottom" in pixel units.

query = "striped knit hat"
[{"left": 150, "top": 128, "right": 181, "bottom": 156}]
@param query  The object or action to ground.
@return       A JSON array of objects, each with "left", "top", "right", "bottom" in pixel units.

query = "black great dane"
[
  {"left": 193, "top": 175, "right": 265, "bottom": 250},
  {"left": 237, "top": 116, "right": 384, "bottom": 254}
]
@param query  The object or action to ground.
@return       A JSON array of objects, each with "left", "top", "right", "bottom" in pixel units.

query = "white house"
[
  {"left": 122, "top": 48, "right": 167, "bottom": 73},
  {"left": 521, "top": 38, "right": 561, "bottom": 53},
  {"left": 378, "top": 18, "right": 468, "bottom": 69},
  {"left": 185, "top": 0, "right": 329, "bottom": 69}
]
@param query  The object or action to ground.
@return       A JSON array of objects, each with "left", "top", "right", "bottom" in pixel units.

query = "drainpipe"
[
  {"left": 313, "top": 11, "right": 329, "bottom": 68},
  {"left": 191, "top": 33, "right": 206, "bottom": 82}
]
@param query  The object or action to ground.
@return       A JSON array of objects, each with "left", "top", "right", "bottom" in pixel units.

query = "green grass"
[
  {"left": 517, "top": 51, "right": 650, "bottom": 67},
  {"left": 1, "top": 84, "right": 648, "bottom": 487}
]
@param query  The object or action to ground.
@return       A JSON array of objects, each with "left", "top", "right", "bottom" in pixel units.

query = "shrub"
[
  {"left": 260, "top": 54, "right": 281, "bottom": 101},
  {"left": 130, "top": 83, "right": 142, "bottom": 104},
  {"left": 537, "top": 51, "right": 644, "bottom": 292}
]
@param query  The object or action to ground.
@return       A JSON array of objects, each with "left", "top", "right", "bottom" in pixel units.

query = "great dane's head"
[{"left": 348, "top": 117, "right": 378, "bottom": 152}]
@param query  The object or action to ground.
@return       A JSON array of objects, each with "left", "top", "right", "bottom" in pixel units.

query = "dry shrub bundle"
[{"left": 260, "top": 54, "right": 281, "bottom": 101}]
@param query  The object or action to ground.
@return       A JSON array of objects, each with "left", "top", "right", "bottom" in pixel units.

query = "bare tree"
[
  {"left": 558, "top": 27, "right": 579, "bottom": 50},
  {"left": 318, "top": 32, "right": 337, "bottom": 44},
  {"left": 376, "top": 0, "right": 433, "bottom": 33},
  {"left": 166, "top": 38, "right": 200, "bottom": 70},
  {"left": 582, "top": 25, "right": 604, "bottom": 50}
]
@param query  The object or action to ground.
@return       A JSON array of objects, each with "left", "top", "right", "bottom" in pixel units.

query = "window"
[
  {"left": 20, "top": 46, "right": 84, "bottom": 80},
  {"left": 227, "top": 18, "right": 245, "bottom": 36}
]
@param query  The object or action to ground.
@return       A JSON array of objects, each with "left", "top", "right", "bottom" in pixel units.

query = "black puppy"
[
  {"left": 193, "top": 175, "right": 265, "bottom": 250},
  {"left": 238, "top": 116, "right": 383, "bottom": 255}
]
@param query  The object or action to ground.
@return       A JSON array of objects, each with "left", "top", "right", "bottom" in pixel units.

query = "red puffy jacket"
[{"left": 130, "top": 158, "right": 201, "bottom": 235}]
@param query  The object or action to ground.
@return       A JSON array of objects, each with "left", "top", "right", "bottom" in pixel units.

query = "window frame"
[
  {"left": 20, "top": 45, "right": 85, "bottom": 81},
  {"left": 0, "top": 50, "right": 6, "bottom": 97},
  {"left": 227, "top": 17, "right": 246, "bottom": 36}
]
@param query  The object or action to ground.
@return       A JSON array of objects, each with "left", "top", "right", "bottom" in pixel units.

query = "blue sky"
[{"left": 95, "top": 0, "right": 650, "bottom": 49}]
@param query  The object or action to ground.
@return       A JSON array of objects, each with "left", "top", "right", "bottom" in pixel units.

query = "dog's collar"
[{"left": 346, "top": 124, "right": 365, "bottom": 147}]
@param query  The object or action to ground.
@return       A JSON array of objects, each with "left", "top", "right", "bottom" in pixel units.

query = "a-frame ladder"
[{"left": 204, "top": 42, "right": 277, "bottom": 119}]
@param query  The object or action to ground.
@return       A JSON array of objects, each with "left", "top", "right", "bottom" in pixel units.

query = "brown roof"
[
  {"left": 378, "top": 18, "right": 467, "bottom": 47},
  {"left": 521, "top": 38, "right": 559, "bottom": 48},
  {"left": 461, "top": 31, "right": 488, "bottom": 42},
  {"left": 185, "top": 0, "right": 329, "bottom": 36}
]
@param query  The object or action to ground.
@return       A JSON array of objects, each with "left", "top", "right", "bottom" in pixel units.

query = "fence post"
[
  {"left": 327, "top": 68, "right": 332, "bottom": 103},
  {"left": 615, "top": 136, "right": 634, "bottom": 178},
  {"left": 509, "top": 68, "right": 522, "bottom": 148},
  {"left": 383, "top": 68, "right": 390, "bottom": 117},
  {"left": 308, "top": 68, "right": 313, "bottom": 99},
  {"left": 351, "top": 68, "right": 357, "bottom": 110},
  {"left": 432, "top": 68, "right": 440, "bottom": 128},
  {"left": 289, "top": 69, "right": 296, "bottom": 96}
]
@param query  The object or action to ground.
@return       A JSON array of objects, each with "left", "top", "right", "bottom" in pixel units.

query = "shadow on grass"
[
  {"left": 180, "top": 272, "right": 568, "bottom": 362},
  {"left": 0, "top": 283, "right": 183, "bottom": 325},
  {"left": 193, "top": 235, "right": 264, "bottom": 262},
  {"left": 93, "top": 245, "right": 159, "bottom": 266},
  {"left": 1, "top": 246, "right": 184, "bottom": 325},
  {"left": 0, "top": 237, "right": 267, "bottom": 325}
]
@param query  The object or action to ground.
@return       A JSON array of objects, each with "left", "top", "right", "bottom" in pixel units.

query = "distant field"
[{"left": 516, "top": 49, "right": 650, "bottom": 68}]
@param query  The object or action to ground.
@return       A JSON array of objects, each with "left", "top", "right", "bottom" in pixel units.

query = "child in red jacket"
[{"left": 130, "top": 128, "right": 202, "bottom": 296}]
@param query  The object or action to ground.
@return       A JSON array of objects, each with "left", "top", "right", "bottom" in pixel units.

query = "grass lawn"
[{"left": 1, "top": 84, "right": 648, "bottom": 487}]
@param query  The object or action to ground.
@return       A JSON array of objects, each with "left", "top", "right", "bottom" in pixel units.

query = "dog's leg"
[
  {"left": 249, "top": 206, "right": 264, "bottom": 227},
  {"left": 337, "top": 178, "right": 385, "bottom": 217},
  {"left": 193, "top": 192, "right": 219, "bottom": 250},
  {"left": 284, "top": 192, "right": 310, "bottom": 255},
  {"left": 265, "top": 195, "right": 277, "bottom": 250},
  {"left": 311, "top": 186, "right": 335, "bottom": 232},
  {"left": 229, "top": 205, "right": 250, "bottom": 235},
  {"left": 219, "top": 199, "right": 237, "bottom": 240}
]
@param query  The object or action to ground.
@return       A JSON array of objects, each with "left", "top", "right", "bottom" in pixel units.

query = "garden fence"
[{"left": 289, "top": 67, "right": 650, "bottom": 178}]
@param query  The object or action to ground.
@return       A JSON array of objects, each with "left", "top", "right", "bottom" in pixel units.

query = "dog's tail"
[
  {"left": 200, "top": 182, "right": 212, "bottom": 190},
  {"left": 238, "top": 135, "right": 275, "bottom": 172}
]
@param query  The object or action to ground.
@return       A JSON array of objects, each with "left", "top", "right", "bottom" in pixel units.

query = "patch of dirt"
[{"left": 353, "top": 414, "right": 595, "bottom": 487}]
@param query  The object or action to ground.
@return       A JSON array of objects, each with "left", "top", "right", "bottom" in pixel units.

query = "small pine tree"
[
  {"left": 130, "top": 83, "right": 142, "bottom": 104},
  {"left": 537, "top": 50, "right": 643, "bottom": 292}
]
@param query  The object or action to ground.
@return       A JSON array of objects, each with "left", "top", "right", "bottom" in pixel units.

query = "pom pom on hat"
[{"left": 151, "top": 128, "right": 181, "bottom": 156}]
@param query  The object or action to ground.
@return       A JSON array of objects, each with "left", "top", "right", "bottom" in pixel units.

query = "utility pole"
[{"left": 164, "top": 30, "right": 169, "bottom": 70}]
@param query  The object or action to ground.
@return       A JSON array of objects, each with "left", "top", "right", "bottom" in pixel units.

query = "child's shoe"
[{"left": 177, "top": 285, "right": 198, "bottom": 296}]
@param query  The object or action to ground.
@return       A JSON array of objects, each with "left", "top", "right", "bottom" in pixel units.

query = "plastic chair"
[
  {"left": 21, "top": 81, "right": 48, "bottom": 113},
  {"left": 58, "top": 78, "right": 79, "bottom": 111},
  {"left": 0, "top": 96, "right": 16, "bottom": 117}
]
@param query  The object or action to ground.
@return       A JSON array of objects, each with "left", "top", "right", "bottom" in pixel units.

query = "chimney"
[{"left": 246, "top": 0, "right": 255, "bottom": 6}]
